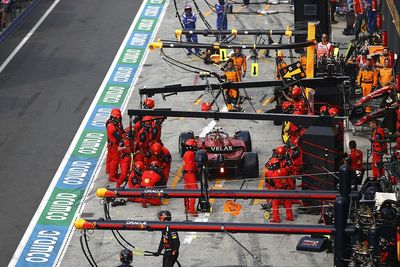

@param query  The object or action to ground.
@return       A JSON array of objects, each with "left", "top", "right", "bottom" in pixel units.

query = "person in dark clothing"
[
  {"left": 154, "top": 210, "right": 180, "bottom": 267},
  {"left": 117, "top": 249, "right": 133, "bottom": 267}
]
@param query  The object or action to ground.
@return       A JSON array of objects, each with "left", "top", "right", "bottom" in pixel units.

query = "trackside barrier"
[{"left": 0, "top": 0, "right": 42, "bottom": 44}]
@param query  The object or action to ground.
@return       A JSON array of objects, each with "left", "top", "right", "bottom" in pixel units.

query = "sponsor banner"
[
  {"left": 118, "top": 47, "right": 145, "bottom": 65},
  {"left": 127, "top": 33, "right": 150, "bottom": 49},
  {"left": 98, "top": 85, "right": 130, "bottom": 106},
  {"left": 16, "top": 225, "right": 68, "bottom": 266},
  {"left": 108, "top": 64, "right": 138, "bottom": 85},
  {"left": 55, "top": 158, "right": 98, "bottom": 190},
  {"left": 71, "top": 130, "right": 106, "bottom": 159},
  {"left": 14, "top": 0, "right": 167, "bottom": 265},
  {"left": 37, "top": 188, "right": 83, "bottom": 226}
]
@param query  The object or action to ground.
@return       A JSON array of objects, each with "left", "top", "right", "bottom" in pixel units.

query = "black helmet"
[
  {"left": 185, "top": 139, "right": 197, "bottom": 151},
  {"left": 120, "top": 249, "right": 133, "bottom": 264},
  {"left": 158, "top": 210, "right": 172, "bottom": 221},
  {"left": 184, "top": 5, "right": 192, "bottom": 13},
  {"left": 361, "top": 50, "right": 369, "bottom": 56},
  {"left": 267, "top": 158, "right": 280, "bottom": 170},
  {"left": 291, "top": 146, "right": 300, "bottom": 159}
]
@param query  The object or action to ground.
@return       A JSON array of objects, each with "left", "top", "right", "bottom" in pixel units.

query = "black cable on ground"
[
  {"left": 80, "top": 231, "right": 97, "bottom": 267},
  {"left": 160, "top": 49, "right": 222, "bottom": 81},
  {"left": 103, "top": 200, "right": 156, "bottom": 255},
  {"left": 193, "top": 0, "right": 212, "bottom": 29},
  {"left": 173, "top": 0, "right": 184, "bottom": 28},
  {"left": 83, "top": 230, "right": 99, "bottom": 267}
]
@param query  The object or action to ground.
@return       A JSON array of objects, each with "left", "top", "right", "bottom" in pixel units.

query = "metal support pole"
[
  {"left": 334, "top": 196, "right": 349, "bottom": 267},
  {"left": 368, "top": 224, "right": 379, "bottom": 266},
  {"left": 338, "top": 164, "right": 352, "bottom": 198},
  {"left": 196, "top": 150, "right": 210, "bottom": 212}
]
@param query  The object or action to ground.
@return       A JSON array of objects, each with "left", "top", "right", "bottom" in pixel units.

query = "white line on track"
[
  {"left": 184, "top": 106, "right": 228, "bottom": 244},
  {"left": 0, "top": 0, "right": 61, "bottom": 74},
  {"left": 183, "top": 180, "right": 225, "bottom": 244}
]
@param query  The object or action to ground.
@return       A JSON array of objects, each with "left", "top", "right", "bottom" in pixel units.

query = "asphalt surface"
[
  {"left": 0, "top": 0, "right": 373, "bottom": 266},
  {"left": 61, "top": 2, "right": 364, "bottom": 267},
  {"left": 0, "top": 0, "right": 142, "bottom": 265}
]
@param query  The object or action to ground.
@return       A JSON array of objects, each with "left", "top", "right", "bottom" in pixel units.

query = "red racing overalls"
[{"left": 183, "top": 150, "right": 198, "bottom": 214}]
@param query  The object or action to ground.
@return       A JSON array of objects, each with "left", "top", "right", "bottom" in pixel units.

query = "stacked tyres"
[
  {"left": 234, "top": 130, "right": 252, "bottom": 152},
  {"left": 178, "top": 131, "right": 194, "bottom": 157},
  {"left": 241, "top": 152, "right": 259, "bottom": 179}
]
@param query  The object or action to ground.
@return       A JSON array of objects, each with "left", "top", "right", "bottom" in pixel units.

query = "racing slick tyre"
[
  {"left": 241, "top": 152, "right": 259, "bottom": 179},
  {"left": 234, "top": 130, "right": 252, "bottom": 152},
  {"left": 178, "top": 131, "right": 194, "bottom": 157}
]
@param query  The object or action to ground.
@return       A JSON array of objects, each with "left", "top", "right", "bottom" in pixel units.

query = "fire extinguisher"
[
  {"left": 377, "top": 13, "right": 382, "bottom": 29},
  {"left": 382, "top": 30, "right": 388, "bottom": 47}
]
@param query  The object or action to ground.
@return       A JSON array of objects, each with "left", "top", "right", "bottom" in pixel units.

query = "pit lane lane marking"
[
  {"left": 259, "top": 94, "right": 268, "bottom": 104},
  {"left": 0, "top": 0, "right": 61, "bottom": 73},
  {"left": 194, "top": 94, "right": 204, "bottom": 105},
  {"left": 162, "top": 166, "right": 183, "bottom": 205},
  {"left": 251, "top": 166, "right": 266, "bottom": 205},
  {"left": 262, "top": 97, "right": 272, "bottom": 107},
  {"left": 204, "top": 9, "right": 214, "bottom": 17},
  {"left": 258, "top": 4, "right": 271, "bottom": 16},
  {"left": 183, "top": 178, "right": 225, "bottom": 244},
  {"left": 183, "top": 105, "right": 228, "bottom": 243}
]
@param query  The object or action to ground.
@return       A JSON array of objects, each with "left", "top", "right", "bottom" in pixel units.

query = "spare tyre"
[{"left": 241, "top": 152, "right": 259, "bottom": 179}]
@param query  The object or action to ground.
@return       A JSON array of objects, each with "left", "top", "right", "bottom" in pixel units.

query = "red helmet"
[
  {"left": 281, "top": 101, "right": 293, "bottom": 113},
  {"left": 275, "top": 146, "right": 286, "bottom": 156},
  {"left": 328, "top": 107, "right": 339, "bottom": 116},
  {"left": 134, "top": 161, "right": 145, "bottom": 175},
  {"left": 292, "top": 86, "right": 302, "bottom": 97},
  {"left": 111, "top": 108, "right": 122, "bottom": 120},
  {"left": 185, "top": 139, "right": 197, "bottom": 151},
  {"left": 143, "top": 98, "right": 155, "bottom": 109},
  {"left": 141, "top": 116, "right": 153, "bottom": 128},
  {"left": 320, "top": 105, "right": 328, "bottom": 115},
  {"left": 151, "top": 143, "right": 163, "bottom": 156},
  {"left": 267, "top": 157, "right": 280, "bottom": 170},
  {"left": 293, "top": 111, "right": 303, "bottom": 115}
]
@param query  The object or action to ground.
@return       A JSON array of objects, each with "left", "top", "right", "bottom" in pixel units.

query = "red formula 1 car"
[{"left": 178, "top": 127, "right": 259, "bottom": 179}]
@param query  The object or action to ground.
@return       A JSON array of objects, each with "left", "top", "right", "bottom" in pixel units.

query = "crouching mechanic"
[
  {"left": 154, "top": 210, "right": 180, "bottom": 267},
  {"left": 148, "top": 143, "right": 172, "bottom": 183},
  {"left": 139, "top": 161, "right": 167, "bottom": 207},
  {"left": 183, "top": 139, "right": 199, "bottom": 216},
  {"left": 265, "top": 158, "right": 294, "bottom": 223},
  {"left": 127, "top": 161, "right": 145, "bottom": 189}
]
